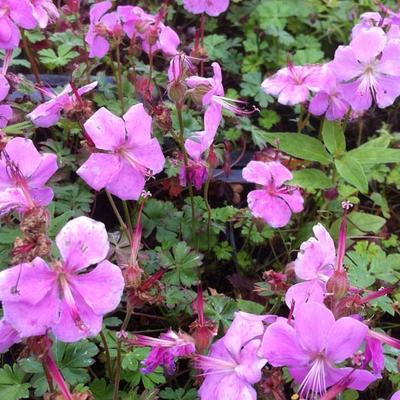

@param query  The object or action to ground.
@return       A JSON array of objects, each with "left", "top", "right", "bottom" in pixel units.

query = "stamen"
[{"left": 212, "top": 96, "right": 259, "bottom": 116}]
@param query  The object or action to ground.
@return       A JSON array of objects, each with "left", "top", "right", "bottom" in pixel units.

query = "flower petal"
[
  {"left": 326, "top": 317, "right": 368, "bottom": 363},
  {"left": 324, "top": 366, "right": 377, "bottom": 391},
  {"left": 84, "top": 107, "right": 126, "bottom": 150},
  {"left": 295, "top": 301, "right": 334, "bottom": 353},
  {"left": 124, "top": 103, "right": 152, "bottom": 147},
  {"left": 350, "top": 27, "right": 386, "bottom": 64},
  {"left": 0, "top": 318, "right": 21, "bottom": 352},
  {"left": 77, "top": 153, "right": 121, "bottom": 192},
  {"left": 56, "top": 216, "right": 109, "bottom": 272},
  {"left": 285, "top": 280, "right": 325, "bottom": 308},
  {"left": 71, "top": 260, "right": 124, "bottom": 315},
  {"left": 29, "top": 153, "right": 58, "bottom": 187},
  {"left": 128, "top": 139, "right": 165, "bottom": 175}
]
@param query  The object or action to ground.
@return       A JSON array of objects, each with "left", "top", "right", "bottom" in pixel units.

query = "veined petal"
[
  {"left": 124, "top": 103, "right": 152, "bottom": 147},
  {"left": 350, "top": 27, "right": 386, "bottom": 64},
  {"left": 56, "top": 216, "right": 109, "bottom": 272}
]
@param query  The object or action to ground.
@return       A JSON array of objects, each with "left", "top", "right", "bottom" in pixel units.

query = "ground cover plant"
[{"left": 0, "top": 0, "right": 400, "bottom": 399}]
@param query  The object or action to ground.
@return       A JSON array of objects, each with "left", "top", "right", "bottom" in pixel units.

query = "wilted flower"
[
  {"left": 331, "top": 27, "right": 400, "bottom": 111},
  {"left": 262, "top": 63, "right": 321, "bottom": 106},
  {"left": 242, "top": 160, "right": 304, "bottom": 228},
  {"left": 260, "top": 302, "right": 376, "bottom": 399},
  {"left": 27, "top": 81, "right": 97, "bottom": 127},
  {"left": 77, "top": 104, "right": 165, "bottom": 200},
  {"left": 0, "top": 216, "right": 124, "bottom": 341},
  {"left": 183, "top": 0, "right": 230, "bottom": 17},
  {"left": 0, "top": 137, "right": 58, "bottom": 216}
]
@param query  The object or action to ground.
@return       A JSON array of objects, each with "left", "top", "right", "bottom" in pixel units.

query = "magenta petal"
[
  {"left": 0, "top": 75, "right": 10, "bottom": 101},
  {"left": 84, "top": 107, "right": 126, "bottom": 150},
  {"left": 0, "top": 258, "right": 56, "bottom": 304},
  {"left": 341, "top": 79, "right": 373, "bottom": 112},
  {"left": 158, "top": 26, "right": 180, "bottom": 56},
  {"left": 295, "top": 302, "right": 334, "bottom": 353},
  {"left": 124, "top": 103, "right": 152, "bottom": 146},
  {"left": 216, "top": 374, "right": 257, "bottom": 400},
  {"left": 326, "top": 317, "right": 367, "bottom": 363},
  {"left": 0, "top": 188, "right": 28, "bottom": 215},
  {"left": 236, "top": 339, "right": 266, "bottom": 384},
  {"left": 70, "top": 260, "right": 124, "bottom": 315},
  {"left": 3, "top": 284, "right": 60, "bottom": 337},
  {"left": 8, "top": 0, "right": 37, "bottom": 29},
  {"left": 260, "top": 321, "right": 308, "bottom": 366},
  {"left": 106, "top": 161, "right": 145, "bottom": 200},
  {"left": 77, "top": 153, "right": 121, "bottom": 192},
  {"left": 30, "top": 187, "right": 54, "bottom": 207},
  {"left": 285, "top": 280, "right": 325, "bottom": 308},
  {"left": 309, "top": 91, "right": 329, "bottom": 116},
  {"left": 331, "top": 46, "right": 363, "bottom": 82},
  {"left": 56, "top": 216, "right": 110, "bottom": 272},
  {"left": 205, "top": 0, "right": 229, "bottom": 16},
  {"left": 0, "top": 104, "right": 12, "bottom": 128},
  {"left": 52, "top": 289, "right": 103, "bottom": 342},
  {"left": 183, "top": 0, "right": 206, "bottom": 14},
  {"left": 324, "top": 366, "right": 377, "bottom": 391},
  {"left": 247, "top": 190, "right": 292, "bottom": 228},
  {"left": 375, "top": 75, "right": 400, "bottom": 109},
  {"left": 0, "top": 318, "right": 21, "bottom": 353},
  {"left": 128, "top": 139, "right": 165, "bottom": 175},
  {"left": 391, "top": 392, "right": 400, "bottom": 400},
  {"left": 350, "top": 27, "right": 386, "bottom": 63},
  {"left": 378, "top": 41, "right": 400, "bottom": 75},
  {"left": 4, "top": 137, "right": 42, "bottom": 177},
  {"left": 0, "top": 17, "right": 20, "bottom": 49},
  {"left": 29, "top": 153, "right": 58, "bottom": 187}
]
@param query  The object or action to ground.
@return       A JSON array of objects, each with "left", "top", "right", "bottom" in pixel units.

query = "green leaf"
[
  {"left": 321, "top": 120, "right": 346, "bottom": 156},
  {"left": 237, "top": 299, "right": 265, "bottom": 314},
  {"left": 159, "top": 388, "right": 198, "bottom": 400},
  {"left": 89, "top": 379, "right": 115, "bottom": 400},
  {"left": 161, "top": 242, "right": 203, "bottom": 287},
  {"left": 347, "top": 147, "right": 400, "bottom": 164},
  {"left": 260, "top": 132, "right": 332, "bottom": 164},
  {"left": 38, "top": 44, "right": 79, "bottom": 70},
  {"left": 335, "top": 156, "right": 368, "bottom": 193},
  {"left": 0, "top": 364, "right": 30, "bottom": 400},
  {"left": 290, "top": 168, "right": 332, "bottom": 190}
]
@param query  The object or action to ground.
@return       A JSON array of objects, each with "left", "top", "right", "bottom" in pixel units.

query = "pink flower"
[
  {"left": 27, "top": 81, "right": 97, "bottom": 128},
  {"left": 0, "top": 137, "right": 58, "bottom": 216},
  {"left": 179, "top": 157, "right": 208, "bottom": 190},
  {"left": 0, "top": 0, "right": 37, "bottom": 49},
  {"left": 183, "top": 0, "right": 230, "bottom": 17},
  {"left": 260, "top": 302, "right": 377, "bottom": 398},
  {"left": 0, "top": 104, "right": 12, "bottom": 128},
  {"left": 285, "top": 223, "right": 335, "bottom": 307},
  {"left": 391, "top": 391, "right": 400, "bottom": 400},
  {"left": 132, "top": 329, "right": 195, "bottom": 374},
  {"left": 118, "top": 5, "right": 180, "bottom": 56},
  {"left": 242, "top": 160, "right": 304, "bottom": 228},
  {"left": 86, "top": 1, "right": 123, "bottom": 59},
  {"left": 0, "top": 318, "right": 21, "bottom": 353},
  {"left": 331, "top": 27, "right": 400, "bottom": 111},
  {"left": 262, "top": 63, "right": 321, "bottom": 106},
  {"left": 30, "top": 0, "right": 59, "bottom": 28},
  {"left": 0, "top": 49, "right": 12, "bottom": 101},
  {"left": 309, "top": 64, "right": 350, "bottom": 120},
  {"left": 196, "top": 312, "right": 267, "bottom": 400},
  {"left": 77, "top": 104, "right": 165, "bottom": 200},
  {"left": 0, "top": 216, "right": 124, "bottom": 341}
]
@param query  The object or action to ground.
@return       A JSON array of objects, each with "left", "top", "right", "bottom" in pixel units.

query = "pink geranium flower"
[
  {"left": 0, "top": 318, "right": 21, "bottom": 353},
  {"left": 331, "top": 27, "right": 400, "bottom": 111},
  {"left": 132, "top": 329, "right": 195, "bottom": 374},
  {"left": 392, "top": 391, "right": 400, "bottom": 400},
  {"left": 260, "top": 302, "right": 377, "bottom": 398},
  {"left": 285, "top": 223, "right": 335, "bottom": 307},
  {"left": 183, "top": 0, "right": 230, "bottom": 17},
  {"left": 27, "top": 81, "right": 97, "bottom": 127},
  {"left": 309, "top": 64, "right": 350, "bottom": 120},
  {"left": 0, "top": 0, "right": 37, "bottom": 49},
  {"left": 0, "top": 216, "right": 124, "bottom": 342},
  {"left": 242, "top": 160, "right": 304, "bottom": 228},
  {"left": 0, "top": 104, "right": 12, "bottom": 128},
  {"left": 0, "top": 137, "right": 58, "bottom": 216},
  {"left": 196, "top": 312, "right": 267, "bottom": 400},
  {"left": 30, "top": 0, "right": 59, "bottom": 28},
  {"left": 86, "top": 1, "right": 123, "bottom": 59},
  {"left": 262, "top": 63, "right": 321, "bottom": 106},
  {"left": 118, "top": 5, "right": 180, "bottom": 56},
  {"left": 77, "top": 104, "right": 165, "bottom": 200}
]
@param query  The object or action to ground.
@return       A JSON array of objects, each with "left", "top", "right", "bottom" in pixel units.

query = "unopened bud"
[
  {"left": 167, "top": 81, "right": 187, "bottom": 105},
  {"left": 325, "top": 187, "right": 339, "bottom": 200},
  {"left": 326, "top": 270, "right": 350, "bottom": 299}
]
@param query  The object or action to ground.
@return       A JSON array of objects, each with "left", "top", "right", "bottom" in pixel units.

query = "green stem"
[
  {"left": 203, "top": 173, "right": 212, "bottom": 250},
  {"left": 122, "top": 201, "right": 133, "bottom": 236},
  {"left": 100, "top": 331, "right": 112, "bottom": 379},
  {"left": 112, "top": 307, "right": 133, "bottom": 400},
  {"left": 176, "top": 105, "right": 196, "bottom": 236},
  {"left": 115, "top": 44, "right": 125, "bottom": 113},
  {"left": 106, "top": 191, "right": 132, "bottom": 242}
]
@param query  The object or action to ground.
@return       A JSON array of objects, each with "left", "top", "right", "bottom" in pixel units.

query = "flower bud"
[
  {"left": 326, "top": 269, "right": 350, "bottom": 299},
  {"left": 167, "top": 80, "right": 187, "bottom": 105},
  {"left": 325, "top": 187, "right": 339, "bottom": 200}
]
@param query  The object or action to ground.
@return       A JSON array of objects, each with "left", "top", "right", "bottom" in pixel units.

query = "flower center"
[
  {"left": 297, "top": 354, "right": 327, "bottom": 399},
  {"left": 119, "top": 147, "right": 154, "bottom": 178}
]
